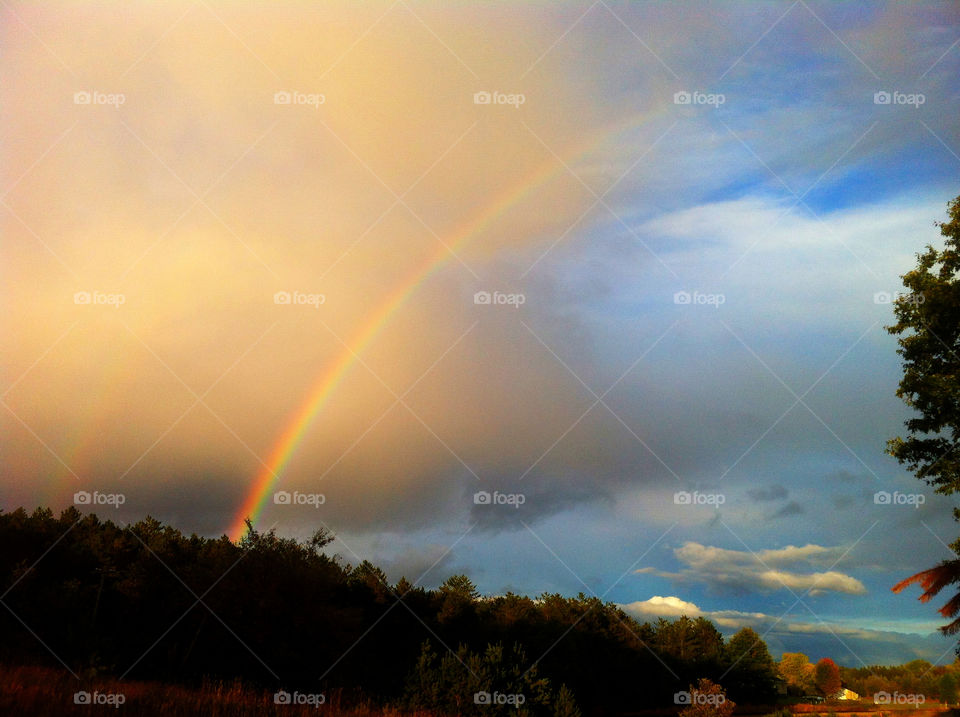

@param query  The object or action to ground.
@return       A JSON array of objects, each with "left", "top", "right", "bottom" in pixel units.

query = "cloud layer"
[
  {"left": 636, "top": 542, "right": 866, "bottom": 596},
  {"left": 2, "top": 0, "right": 959, "bottom": 664}
]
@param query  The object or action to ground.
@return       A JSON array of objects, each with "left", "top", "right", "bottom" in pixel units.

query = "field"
[
  {"left": 0, "top": 665, "right": 432, "bottom": 717},
  {"left": 4, "top": 663, "right": 957, "bottom": 717}
]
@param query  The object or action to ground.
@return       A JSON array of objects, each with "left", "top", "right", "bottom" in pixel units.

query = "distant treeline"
[
  {"left": 0, "top": 507, "right": 785, "bottom": 714},
  {"left": 840, "top": 661, "right": 960, "bottom": 704}
]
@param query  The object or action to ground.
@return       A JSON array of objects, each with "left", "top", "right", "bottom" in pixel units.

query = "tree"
[
  {"left": 349, "top": 560, "right": 392, "bottom": 602},
  {"left": 890, "top": 195, "right": 960, "bottom": 636},
  {"left": 402, "top": 640, "right": 558, "bottom": 716},
  {"left": 307, "top": 526, "right": 335, "bottom": 553},
  {"left": 863, "top": 674, "right": 895, "bottom": 701},
  {"left": 678, "top": 678, "right": 735, "bottom": 717},
  {"left": 814, "top": 658, "right": 841, "bottom": 698},
  {"left": 653, "top": 616, "right": 724, "bottom": 665},
  {"left": 440, "top": 574, "right": 480, "bottom": 600},
  {"left": 395, "top": 576, "right": 414, "bottom": 596},
  {"left": 887, "top": 195, "right": 960, "bottom": 497},
  {"left": 723, "top": 627, "right": 778, "bottom": 700},
  {"left": 940, "top": 673, "right": 957, "bottom": 705},
  {"left": 779, "top": 652, "right": 816, "bottom": 694},
  {"left": 437, "top": 574, "right": 480, "bottom": 626},
  {"left": 554, "top": 684, "right": 582, "bottom": 717}
]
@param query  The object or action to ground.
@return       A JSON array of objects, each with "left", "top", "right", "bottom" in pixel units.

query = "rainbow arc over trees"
[{"left": 227, "top": 121, "right": 645, "bottom": 540}]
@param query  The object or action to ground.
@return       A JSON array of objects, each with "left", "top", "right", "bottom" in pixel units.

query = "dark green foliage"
[
  {"left": 888, "top": 195, "right": 960, "bottom": 640},
  {"left": 888, "top": 196, "right": 960, "bottom": 499},
  {"left": 839, "top": 659, "right": 960, "bottom": 703},
  {"left": 940, "top": 672, "right": 957, "bottom": 704},
  {"left": 402, "top": 641, "right": 555, "bottom": 716},
  {"left": 722, "top": 627, "right": 779, "bottom": 702},
  {"left": 553, "top": 684, "right": 582, "bottom": 717},
  {"left": 0, "top": 506, "right": 782, "bottom": 714}
]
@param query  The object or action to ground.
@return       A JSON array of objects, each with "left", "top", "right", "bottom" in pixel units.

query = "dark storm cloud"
[{"left": 772, "top": 500, "right": 805, "bottom": 518}]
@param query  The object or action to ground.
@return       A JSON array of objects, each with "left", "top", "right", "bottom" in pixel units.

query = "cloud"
[
  {"left": 625, "top": 595, "right": 703, "bottom": 618},
  {"left": 369, "top": 540, "right": 457, "bottom": 586},
  {"left": 749, "top": 485, "right": 789, "bottom": 502},
  {"left": 621, "top": 595, "right": 952, "bottom": 665},
  {"left": 1, "top": 5, "right": 957, "bottom": 663},
  {"left": 772, "top": 501, "right": 805, "bottom": 518},
  {"left": 636, "top": 542, "right": 866, "bottom": 596},
  {"left": 1, "top": 0, "right": 954, "bottom": 547},
  {"left": 622, "top": 596, "right": 769, "bottom": 630}
]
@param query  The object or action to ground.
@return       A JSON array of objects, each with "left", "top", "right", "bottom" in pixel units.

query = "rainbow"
[{"left": 227, "top": 120, "right": 641, "bottom": 541}]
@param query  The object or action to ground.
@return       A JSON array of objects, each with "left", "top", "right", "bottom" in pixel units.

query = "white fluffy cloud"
[
  {"left": 620, "top": 595, "right": 950, "bottom": 664},
  {"left": 636, "top": 541, "right": 866, "bottom": 596},
  {"left": 626, "top": 595, "right": 704, "bottom": 618}
]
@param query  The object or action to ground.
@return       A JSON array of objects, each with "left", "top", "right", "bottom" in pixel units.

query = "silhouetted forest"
[{"left": 0, "top": 507, "right": 783, "bottom": 714}]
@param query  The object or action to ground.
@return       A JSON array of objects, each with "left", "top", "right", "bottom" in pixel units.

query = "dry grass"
[
  {"left": 789, "top": 705, "right": 951, "bottom": 716},
  {"left": 0, "top": 664, "right": 437, "bottom": 716}
]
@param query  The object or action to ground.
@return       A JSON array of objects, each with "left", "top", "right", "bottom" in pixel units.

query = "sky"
[{"left": 2, "top": 0, "right": 960, "bottom": 667}]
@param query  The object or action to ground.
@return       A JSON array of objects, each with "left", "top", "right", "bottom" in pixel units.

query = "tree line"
[
  {"left": 779, "top": 651, "right": 960, "bottom": 704},
  {"left": 1, "top": 506, "right": 782, "bottom": 715}
]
